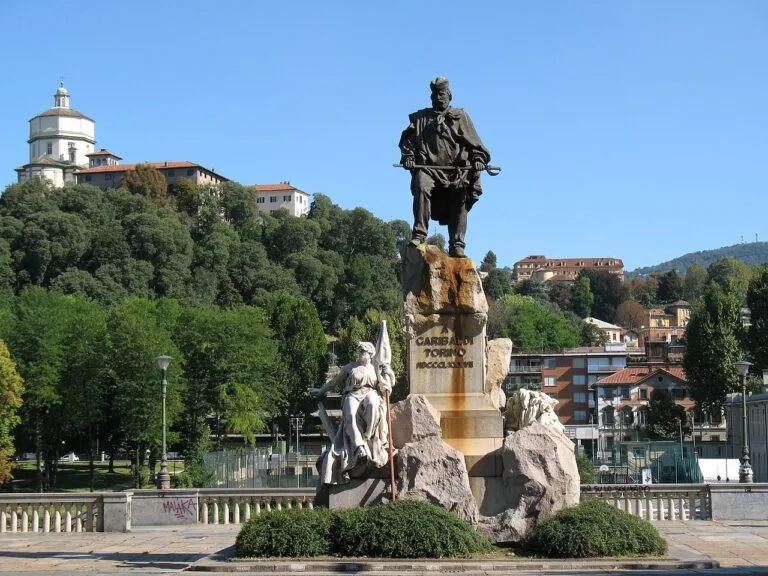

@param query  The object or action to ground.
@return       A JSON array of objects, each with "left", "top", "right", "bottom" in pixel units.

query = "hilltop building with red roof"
[
  {"left": 251, "top": 182, "right": 310, "bottom": 217},
  {"left": 513, "top": 255, "right": 624, "bottom": 282}
]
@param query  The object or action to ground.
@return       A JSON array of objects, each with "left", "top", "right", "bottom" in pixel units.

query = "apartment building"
[
  {"left": 725, "top": 372, "right": 768, "bottom": 482},
  {"left": 596, "top": 366, "right": 725, "bottom": 461},
  {"left": 505, "top": 343, "right": 643, "bottom": 453},
  {"left": 252, "top": 182, "right": 310, "bottom": 217},
  {"left": 640, "top": 300, "right": 690, "bottom": 362},
  {"left": 513, "top": 255, "right": 624, "bottom": 282}
]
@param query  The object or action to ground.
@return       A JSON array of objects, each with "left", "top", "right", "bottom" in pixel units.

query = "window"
[
  {"left": 573, "top": 392, "right": 586, "bottom": 404},
  {"left": 270, "top": 196, "right": 277, "bottom": 202},
  {"left": 711, "top": 434, "right": 720, "bottom": 442},
  {"left": 105, "top": 174, "right": 113, "bottom": 180},
  {"left": 639, "top": 389, "right": 648, "bottom": 400},
  {"left": 622, "top": 407, "right": 634, "bottom": 425},
  {"left": 167, "top": 170, "right": 175, "bottom": 177},
  {"left": 283, "top": 195, "right": 291, "bottom": 201},
  {"left": 47, "top": 143, "right": 53, "bottom": 155},
  {"left": 573, "top": 410, "right": 587, "bottom": 422},
  {"left": 544, "top": 358, "right": 556, "bottom": 369},
  {"left": 544, "top": 376, "right": 556, "bottom": 387},
  {"left": 602, "top": 408, "right": 615, "bottom": 426},
  {"left": 69, "top": 149, "right": 76, "bottom": 163},
  {"left": 603, "top": 388, "right": 614, "bottom": 400},
  {"left": 573, "top": 375, "right": 585, "bottom": 386},
  {"left": 85, "top": 175, "right": 92, "bottom": 182},
  {"left": 257, "top": 197, "right": 265, "bottom": 204},
  {"left": 186, "top": 169, "right": 194, "bottom": 176},
  {"left": 587, "top": 375, "right": 599, "bottom": 385},
  {"left": 572, "top": 357, "right": 584, "bottom": 369}
]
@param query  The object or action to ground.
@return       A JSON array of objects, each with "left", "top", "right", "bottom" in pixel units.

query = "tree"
[
  {"left": 170, "top": 179, "right": 202, "bottom": 217},
  {"left": 577, "top": 269, "right": 626, "bottom": 322},
  {"left": 488, "top": 294, "right": 581, "bottom": 351},
  {"left": 630, "top": 275, "right": 659, "bottom": 307},
  {"left": 747, "top": 266, "right": 768, "bottom": 372},
  {"left": 683, "top": 280, "right": 744, "bottom": 413},
  {"left": 107, "top": 298, "right": 183, "bottom": 486},
  {"left": 548, "top": 282, "right": 572, "bottom": 312},
  {"left": 483, "top": 268, "right": 512, "bottom": 300},
  {"left": 683, "top": 263, "right": 708, "bottom": 303},
  {"left": 616, "top": 300, "right": 646, "bottom": 330},
  {"left": 426, "top": 234, "right": 446, "bottom": 252},
  {"left": 707, "top": 258, "right": 751, "bottom": 301},
  {"left": 514, "top": 278, "right": 550, "bottom": 305},
  {"left": 656, "top": 270, "right": 683, "bottom": 303},
  {"left": 5, "top": 288, "right": 67, "bottom": 490},
  {"left": 174, "top": 305, "right": 281, "bottom": 449},
  {"left": 481, "top": 250, "right": 497, "bottom": 272},
  {"left": 570, "top": 276, "right": 593, "bottom": 318},
  {"left": 264, "top": 294, "right": 328, "bottom": 418},
  {"left": 646, "top": 389, "right": 689, "bottom": 440},
  {"left": 0, "top": 339, "right": 23, "bottom": 485},
  {"left": 121, "top": 164, "right": 168, "bottom": 203}
]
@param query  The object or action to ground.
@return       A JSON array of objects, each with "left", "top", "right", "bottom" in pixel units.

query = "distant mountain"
[{"left": 627, "top": 242, "right": 768, "bottom": 278}]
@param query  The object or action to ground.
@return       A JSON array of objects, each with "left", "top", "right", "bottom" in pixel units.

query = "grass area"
[{"left": 6, "top": 460, "right": 185, "bottom": 493}]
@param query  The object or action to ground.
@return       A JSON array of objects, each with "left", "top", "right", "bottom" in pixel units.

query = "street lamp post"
[
  {"left": 156, "top": 355, "right": 172, "bottom": 490},
  {"left": 735, "top": 360, "right": 753, "bottom": 483}
]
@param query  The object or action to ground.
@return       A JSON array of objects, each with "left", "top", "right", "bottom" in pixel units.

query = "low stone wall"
[
  {"left": 709, "top": 484, "right": 768, "bottom": 520},
  {"left": 131, "top": 490, "right": 199, "bottom": 526}
]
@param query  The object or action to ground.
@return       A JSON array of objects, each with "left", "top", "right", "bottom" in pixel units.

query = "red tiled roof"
[
  {"left": 86, "top": 149, "right": 122, "bottom": 158},
  {"left": 598, "top": 366, "right": 686, "bottom": 385},
  {"left": 252, "top": 183, "right": 309, "bottom": 194},
  {"left": 515, "top": 256, "right": 624, "bottom": 267},
  {"left": 75, "top": 161, "right": 200, "bottom": 174}
]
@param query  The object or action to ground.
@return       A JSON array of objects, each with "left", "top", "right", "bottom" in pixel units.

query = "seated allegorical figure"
[{"left": 310, "top": 341, "right": 395, "bottom": 485}]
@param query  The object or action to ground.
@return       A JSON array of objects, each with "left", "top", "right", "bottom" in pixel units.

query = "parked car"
[{"left": 59, "top": 452, "right": 80, "bottom": 462}]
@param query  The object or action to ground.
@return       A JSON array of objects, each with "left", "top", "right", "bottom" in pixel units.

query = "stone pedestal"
[{"left": 403, "top": 245, "right": 503, "bottom": 480}]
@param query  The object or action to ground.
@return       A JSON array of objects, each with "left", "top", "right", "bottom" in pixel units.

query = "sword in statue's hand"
[{"left": 393, "top": 163, "right": 502, "bottom": 176}]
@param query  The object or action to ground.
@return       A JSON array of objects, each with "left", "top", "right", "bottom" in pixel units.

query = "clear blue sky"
[{"left": 2, "top": 1, "right": 766, "bottom": 271}]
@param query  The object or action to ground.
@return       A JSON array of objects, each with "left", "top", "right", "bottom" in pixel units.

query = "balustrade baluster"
[
  {"left": 223, "top": 501, "right": 230, "bottom": 525},
  {"left": 11, "top": 510, "right": 18, "bottom": 533},
  {"left": 276, "top": 499, "right": 282, "bottom": 511},
  {"left": 86, "top": 504, "right": 94, "bottom": 532},
  {"left": 43, "top": 508, "right": 50, "bottom": 533},
  {"left": 213, "top": 500, "right": 219, "bottom": 525},
  {"left": 244, "top": 500, "right": 251, "bottom": 521},
  {"left": 233, "top": 501, "right": 240, "bottom": 524},
  {"left": 65, "top": 507, "right": 72, "bottom": 532},
  {"left": 54, "top": 508, "right": 61, "bottom": 532},
  {"left": 667, "top": 497, "right": 674, "bottom": 520},
  {"left": 1, "top": 507, "right": 6, "bottom": 533},
  {"left": 76, "top": 505, "right": 83, "bottom": 532},
  {"left": 656, "top": 497, "right": 663, "bottom": 521},
  {"left": 306, "top": 500, "right": 313, "bottom": 510},
  {"left": 201, "top": 500, "right": 208, "bottom": 524},
  {"left": 32, "top": 507, "right": 39, "bottom": 532},
  {"left": 21, "top": 508, "right": 28, "bottom": 532}
]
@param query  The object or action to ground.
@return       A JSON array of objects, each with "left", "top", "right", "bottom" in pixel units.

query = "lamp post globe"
[
  {"left": 155, "top": 355, "right": 172, "bottom": 490},
  {"left": 735, "top": 360, "right": 753, "bottom": 483}
]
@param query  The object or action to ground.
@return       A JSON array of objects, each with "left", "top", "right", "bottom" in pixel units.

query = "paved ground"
[{"left": 0, "top": 521, "right": 765, "bottom": 575}]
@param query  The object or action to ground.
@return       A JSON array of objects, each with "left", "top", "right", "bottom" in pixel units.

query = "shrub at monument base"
[
  {"left": 236, "top": 507, "right": 334, "bottom": 557},
  {"left": 334, "top": 500, "right": 493, "bottom": 558},
  {"left": 235, "top": 500, "right": 492, "bottom": 558},
  {"left": 526, "top": 500, "right": 667, "bottom": 558}
]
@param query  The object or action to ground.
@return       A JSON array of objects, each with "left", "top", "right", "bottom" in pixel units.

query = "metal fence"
[
  {"left": 201, "top": 448, "right": 321, "bottom": 489},
  {"left": 596, "top": 441, "right": 703, "bottom": 484}
]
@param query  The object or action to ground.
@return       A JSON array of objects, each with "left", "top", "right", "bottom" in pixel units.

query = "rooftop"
[
  {"left": 31, "top": 107, "right": 94, "bottom": 122},
  {"left": 252, "top": 182, "right": 309, "bottom": 195},
  {"left": 75, "top": 161, "right": 228, "bottom": 180},
  {"left": 597, "top": 366, "right": 686, "bottom": 385}
]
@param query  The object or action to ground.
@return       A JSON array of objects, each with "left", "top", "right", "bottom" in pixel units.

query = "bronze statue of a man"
[{"left": 399, "top": 77, "right": 491, "bottom": 258}]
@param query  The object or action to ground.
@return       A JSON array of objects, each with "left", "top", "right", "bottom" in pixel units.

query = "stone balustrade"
[
  {"left": 581, "top": 483, "right": 712, "bottom": 520},
  {"left": 197, "top": 488, "right": 314, "bottom": 525},
  {"left": 2, "top": 484, "right": 767, "bottom": 534},
  {"left": 0, "top": 493, "right": 105, "bottom": 533}
]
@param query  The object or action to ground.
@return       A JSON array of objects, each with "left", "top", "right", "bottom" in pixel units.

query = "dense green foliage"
[
  {"left": 526, "top": 500, "right": 667, "bottom": 558},
  {"left": 0, "top": 340, "right": 23, "bottom": 484},
  {"left": 747, "top": 266, "right": 768, "bottom": 372},
  {"left": 236, "top": 507, "right": 335, "bottom": 557},
  {"left": 235, "top": 500, "right": 493, "bottom": 559},
  {"left": 646, "top": 389, "right": 689, "bottom": 440},
  {"left": 574, "top": 451, "right": 595, "bottom": 484},
  {"left": 683, "top": 280, "right": 744, "bottom": 412},
  {"left": 0, "top": 178, "right": 405, "bottom": 490},
  {"left": 627, "top": 241, "right": 768, "bottom": 279}
]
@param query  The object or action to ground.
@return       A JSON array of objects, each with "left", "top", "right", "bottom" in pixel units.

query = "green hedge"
[
  {"left": 526, "top": 500, "right": 668, "bottom": 558},
  {"left": 236, "top": 507, "right": 334, "bottom": 557},
  {"left": 236, "top": 500, "right": 492, "bottom": 558}
]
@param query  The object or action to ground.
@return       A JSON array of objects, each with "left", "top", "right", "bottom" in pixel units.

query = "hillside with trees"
[{"left": 627, "top": 242, "right": 768, "bottom": 278}]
